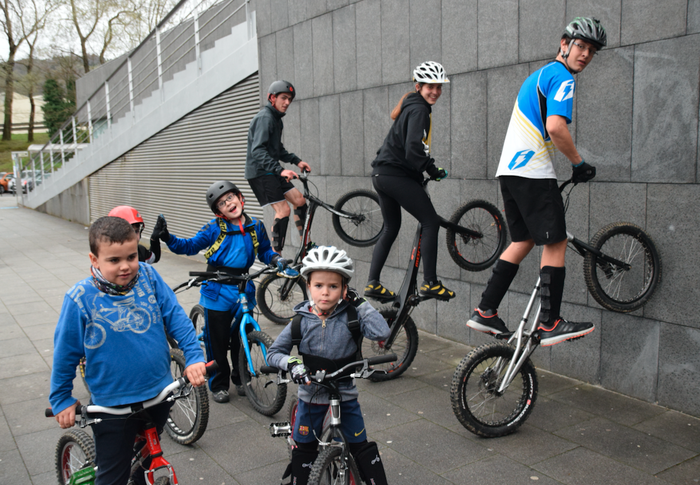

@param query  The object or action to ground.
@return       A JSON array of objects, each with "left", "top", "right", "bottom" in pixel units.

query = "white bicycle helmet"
[
  {"left": 300, "top": 246, "right": 354, "bottom": 282},
  {"left": 413, "top": 61, "right": 450, "bottom": 84}
]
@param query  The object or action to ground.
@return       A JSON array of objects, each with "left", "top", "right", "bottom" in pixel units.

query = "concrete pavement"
[{"left": 0, "top": 193, "right": 698, "bottom": 485}]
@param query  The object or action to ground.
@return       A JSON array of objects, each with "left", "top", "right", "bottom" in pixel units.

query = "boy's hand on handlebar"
[
  {"left": 153, "top": 214, "right": 171, "bottom": 242},
  {"left": 572, "top": 160, "right": 596, "bottom": 184},
  {"left": 297, "top": 161, "right": 311, "bottom": 172},
  {"left": 280, "top": 169, "right": 299, "bottom": 182},
  {"left": 427, "top": 163, "right": 448, "bottom": 181},
  {"left": 184, "top": 362, "right": 207, "bottom": 387},
  {"left": 288, "top": 357, "right": 310, "bottom": 384},
  {"left": 273, "top": 257, "right": 299, "bottom": 278},
  {"left": 56, "top": 402, "right": 78, "bottom": 429}
]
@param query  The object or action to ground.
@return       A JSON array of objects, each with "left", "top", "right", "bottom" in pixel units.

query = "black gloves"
[
  {"left": 427, "top": 162, "right": 448, "bottom": 181},
  {"left": 152, "top": 214, "right": 171, "bottom": 243},
  {"left": 346, "top": 287, "right": 367, "bottom": 308},
  {"left": 572, "top": 160, "right": 596, "bottom": 184}
]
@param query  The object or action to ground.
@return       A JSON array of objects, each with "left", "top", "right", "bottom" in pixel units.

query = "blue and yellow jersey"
[{"left": 496, "top": 61, "right": 575, "bottom": 179}]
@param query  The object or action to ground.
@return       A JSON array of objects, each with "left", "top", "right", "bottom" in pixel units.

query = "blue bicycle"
[{"left": 171, "top": 266, "right": 289, "bottom": 416}]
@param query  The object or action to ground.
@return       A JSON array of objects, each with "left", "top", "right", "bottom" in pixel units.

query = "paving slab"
[
  {"left": 633, "top": 410, "right": 700, "bottom": 453},
  {"left": 443, "top": 454, "right": 562, "bottom": 485}
]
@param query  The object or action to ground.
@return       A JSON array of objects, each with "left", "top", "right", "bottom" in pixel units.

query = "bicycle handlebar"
[
  {"left": 173, "top": 265, "right": 277, "bottom": 293},
  {"left": 258, "top": 354, "right": 398, "bottom": 383},
  {"left": 45, "top": 361, "right": 218, "bottom": 419}
]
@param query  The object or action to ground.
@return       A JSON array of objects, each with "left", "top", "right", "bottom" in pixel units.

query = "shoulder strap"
[
  {"left": 346, "top": 305, "right": 363, "bottom": 361},
  {"left": 291, "top": 313, "right": 303, "bottom": 350},
  {"left": 204, "top": 217, "right": 259, "bottom": 260}
]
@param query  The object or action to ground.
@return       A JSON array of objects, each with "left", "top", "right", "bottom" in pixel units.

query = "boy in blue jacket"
[
  {"left": 50, "top": 216, "right": 206, "bottom": 485},
  {"left": 267, "top": 246, "right": 390, "bottom": 485},
  {"left": 154, "top": 181, "right": 296, "bottom": 403}
]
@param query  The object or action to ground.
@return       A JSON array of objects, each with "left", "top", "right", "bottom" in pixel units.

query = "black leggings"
[{"left": 369, "top": 174, "right": 440, "bottom": 283}]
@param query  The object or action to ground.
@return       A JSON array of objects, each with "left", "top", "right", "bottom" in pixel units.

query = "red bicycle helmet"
[{"left": 109, "top": 206, "right": 144, "bottom": 235}]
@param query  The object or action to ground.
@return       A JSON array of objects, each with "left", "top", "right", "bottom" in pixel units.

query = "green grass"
[{"left": 0, "top": 132, "right": 50, "bottom": 172}]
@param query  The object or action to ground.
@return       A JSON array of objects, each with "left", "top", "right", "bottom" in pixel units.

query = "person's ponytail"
[{"left": 390, "top": 92, "right": 413, "bottom": 120}]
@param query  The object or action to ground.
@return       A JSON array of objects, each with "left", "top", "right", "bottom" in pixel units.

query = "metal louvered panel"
[{"left": 89, "top": 73, "right": 261, "bottom": 240}]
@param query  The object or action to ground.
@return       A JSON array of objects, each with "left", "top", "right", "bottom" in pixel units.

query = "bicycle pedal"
[
  {"left": 269, "top": 422, "right": 292, "bottom": 438},
  {"left": 366, "top": 294, "right": 397, "bottom": 304}
]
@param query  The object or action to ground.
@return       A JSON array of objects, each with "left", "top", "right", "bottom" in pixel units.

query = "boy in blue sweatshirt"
[
  {"left": 153, "top": 181, "right": 296, "bottom": 403},
  {"left": 50, "top": 216, "right": 206, "bottom": 485},
  {"left": 267, "top": 246, "right": 390, "bottom": 485}
]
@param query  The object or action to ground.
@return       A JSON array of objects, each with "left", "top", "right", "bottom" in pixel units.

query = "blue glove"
[{"left": 276, "top": 258, "right": 299, "bottom": 278}]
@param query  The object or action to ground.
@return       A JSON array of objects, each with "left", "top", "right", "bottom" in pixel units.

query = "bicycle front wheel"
[
  {"left": 361, "top": 307, "right": 419, "bottom": 382},
  {"left": 257, "top": 273, "right": 308, "bottom": 325},
  {"left": 286, "top": 395, "right": 299, "bottom": 460},
  {"left": 451, "top": 342, "right": 538, "bottom": 438},
  {"left": 189, "top": 304, "right": 207, "bottom": 354},
  {"left": 55, "top": 429, "right": 96, "bottom": 485},
  {"left": 239, "top": 330, "right": 287, "bottom": 416},
  {"left": 165, "top": 349, "right": 210, "bottom": 445},
  {"left": 309, "top": 446, "right": 363, "bottom": 485},
  {"left": 583, "top": 222, "right": 661, "bottom": 313},
  {"left": 333, "top": 189, "right": 383, "bottom": 247},
  {"left": 446, "top": 200, "right": 506, "bottom": 271}
]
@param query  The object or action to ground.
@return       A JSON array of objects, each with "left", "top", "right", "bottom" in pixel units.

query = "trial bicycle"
[
  {"left": 47, "top": 358, "right": 217, "bottom": 485},
  {"left": 450, "top": 179, "right": 661, "bottom": 437},
  {"left": 257, "top": 171, "right": 384, "bottom": 324},
  {"left": 171, "top": 265, "right": 289, "bottom": 416},
  {"left": 363, "top": 177, "right": 507, "bottom": 381},
  {"left": 268, "top": 354, "right": 398, "bottom": 485}
]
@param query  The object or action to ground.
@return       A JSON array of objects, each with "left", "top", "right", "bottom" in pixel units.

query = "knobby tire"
[
  {"left": 308, "top": 446, "right": 363, "bottom": 485},
  {"left": 165, "top": 349, "right": 210, "bottom": 445},
  {"left": 446, "top": 200, "right": 507, "bottom": 271},
  {"left": 239, "top": 330, "right": 287, "bottom": 416},
  {"left": 257, "top": 273, "right": 308, "bottom": 325},
  {"left": 361, "top": 307, "right": 419, "bottom": 382},
  {"left": 55, "top": 429, "right": 95, "bottom": 485},
  {"left": 333, "top": 189, "right": 383, "bottom": 247}
]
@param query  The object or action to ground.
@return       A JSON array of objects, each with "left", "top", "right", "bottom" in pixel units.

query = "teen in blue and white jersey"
[{"left": 496, "top": 61, "right": 575, "bottom": 179}]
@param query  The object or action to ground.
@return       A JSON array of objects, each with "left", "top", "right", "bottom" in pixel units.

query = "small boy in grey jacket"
[{"left": 267, "top": 246, "right": 390, "bottom": 485}]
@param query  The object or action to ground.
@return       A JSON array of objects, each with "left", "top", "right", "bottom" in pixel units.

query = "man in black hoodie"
[
  {"left": 245, "top": 80, "right": 311, "bottom": 254},
  {"left": 364, "top": 61, "right": 455, "bottom": 301}
]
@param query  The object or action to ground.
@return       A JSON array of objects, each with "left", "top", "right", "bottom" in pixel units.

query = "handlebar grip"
[
  {"left": 189, "top": 271, "right": 217, "bottom": 278},
  {"left": 367, "top": 354, "right": 398, "bottom": 366},
  {"left": 45, "top": 408, "right": 54, "bottom": 418},
  {"left": 205, "top": 360, "right": 219, "bottom": 376},
  {"left": 260, "top": 365, "right": 278, "bottom": 375}
]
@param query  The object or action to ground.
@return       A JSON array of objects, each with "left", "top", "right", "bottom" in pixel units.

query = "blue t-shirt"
[{"left": 496, "top": 61, "right": 575, "bottom": 179}]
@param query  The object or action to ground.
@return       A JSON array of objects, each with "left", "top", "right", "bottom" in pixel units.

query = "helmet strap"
[{"left": 562, "top": 39, "right": 577, "bottom": 74}]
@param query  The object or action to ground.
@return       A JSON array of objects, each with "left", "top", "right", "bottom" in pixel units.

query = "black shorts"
[
  {"left": 247, "top": 173, "right": 296, "bottom": 207},
  {"left": 499, "top": 176, "right": 567, "bottom": 246}
]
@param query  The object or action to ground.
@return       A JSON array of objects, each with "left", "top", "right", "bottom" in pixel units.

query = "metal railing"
[{"left": 15, "top": 0, "right": 252, "bottom": 200}]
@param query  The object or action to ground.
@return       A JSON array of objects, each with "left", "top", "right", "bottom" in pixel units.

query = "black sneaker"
[
  {"left": 419, "top": 280, "right": 455, "bottom": 300},
  {"left": 364, "top": 281, "right": 396, "bottom": 300},
  {"left": 467, "top": 308, "right": 509, "bottom": 335},
  {"left": 212, "top": 390, "right": 230, "bottom": 403},
  {"left": 235, "top": 385, "right": 246, "bottom": 397},
  {"left": 537, "top": 318, "right": 595, "bottom": 347}
]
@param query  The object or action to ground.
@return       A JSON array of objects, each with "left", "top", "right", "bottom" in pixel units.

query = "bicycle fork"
[{"left": 132, "top": 426, "right": 178, "bottom": 485}]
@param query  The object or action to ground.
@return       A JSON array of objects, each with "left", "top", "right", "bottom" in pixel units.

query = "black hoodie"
[{"left": 371, "top": 92, "right": 438, "bottom": 184}]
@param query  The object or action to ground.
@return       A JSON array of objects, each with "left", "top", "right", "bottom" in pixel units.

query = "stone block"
[
  {"left": 327, "top": 0, "right": 349, "bottom": 11},
  {"left": 356, "top": 0, "right": 382, "bottom": 89},
  {"left": 287, "top": 0, "right": 307, "bottom": 26},
  {"left": 621, "top": 0, "right": 687, "bottom": 45},
  {"left": 430, "top": 82, "right": 451, "bottom": 167},
  {"left": 690, "top": 0, "right": 700, "bottom": 33},
  {"left": 293, "top": 21, "right": 313, "bottom": 99},
  {"left": 600, "top": 312, "right": 659, "bottom": 402},
  {"left": 577, "top": 46, "right": 634, "bottom": 182},
  {"left": 431, "top": 179, "right": 461, "bottom": 282},
  {"left": 255, "top": 0, "right": 272, "bottom": 37},
  {"left": 318, "top": 95, "right": 340, "bottom": 175},
  {"left": 435, "top": 277, "right": 472, "bottom": 345},
  {"left": 560, "top": 179, "right": 590, "bottom": 307},
  {"left": 442, "top": 0, "right": 477, "bottom": 75},
  {"left": 657, "top": 321, "right": 700, "bottom": 416},
  {"left": 632, "top": 36, "right": 699, "bottom": 183},
  {"left": 519, "top": 0, "right": 566, "bottom": 63},
  {"left": 312, "top": 14, "right": 334, "bottom": 97},
  {"left": 477, "top": 0, "right": 518, "bottom": 70},
  {"left": 269, "top": 0, "right": 289, "bottom": 32},
  {"left": 486, "top": 63, "right": 529, "bottom": 179},
  {"left": 566, "top": 0, "right": 622, "bottom": 48},
  {"left": 306, "top": 0, "right": 329, "bottom": 18},
  {"left": 362, "top": 85, "right": 390, "bottom": 170},
  {"left": 339, "top": 91, "right": 365, "bottom": 175},
  {"left": 450, "top": 71, "right": 487, "bottom": 179},
  {"left": 550, "top": 302, "right": 602, "bottom": 384},
  {"left": 258, "top": 34, "right": 277, "bottom": 102},
  {"left": 644, "top": 184, "right": 700, "bottom": 325},
  {"left": 275, "top": 27, "right": 295, "bottom": 85},
  {"left": 409, "top": 0, "right": 442, "bottom": 71},
  {"left": 381, "top": 0, "right": 410, "bottom": 85},
  {"left": 299, "top": 98, "right": 320, "bottom": 168},
  {"left": 588, "top": 182, "right": 647, "bottom": 234},
  {"left": 333, "top": 5, "right": 357, "bottom": 93}
]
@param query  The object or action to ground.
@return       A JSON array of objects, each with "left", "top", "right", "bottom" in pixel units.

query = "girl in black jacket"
[{"left": 364, "top": 61, "right": 455, "bottom": 301}]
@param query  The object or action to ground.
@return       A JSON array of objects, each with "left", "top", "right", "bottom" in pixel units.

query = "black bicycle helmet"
[
  {"left": 206, "top": 181, "right": 241, "bottom": 214},
  {"left": 563, "top": 17, "right": 607, "bottom": 50},
  {"left": 268, "top": 80, "right": 296, "bottom": 100}
]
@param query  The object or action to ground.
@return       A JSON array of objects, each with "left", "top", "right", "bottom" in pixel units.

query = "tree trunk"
[
  {"left": 2, "top": 52, "right": 16, "bottom": 141},
  {"left": 27, "top": 51, "right": 35, "bottom": 142},
  {"left": 80, "top": 38, "right": 90, "bottom": 73}
]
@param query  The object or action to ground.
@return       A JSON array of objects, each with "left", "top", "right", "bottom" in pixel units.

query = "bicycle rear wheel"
[
  {"left": 583, "top": 222, "right": 661, "bottom": 313},
  {"left": 361, "top": 307, "right": 419, "bottom": 382},
  {"left": 446, "top": 200, "right": 506, "bottom": 271},
  {"left": 189, "top": 304, "right": 207, "bottom": 354},
  {"left": 165, "top": 349, "right": 210, "bottom": 445},
  {"left": 309, "top": 446, "right": 363, "bottom": 485},
  {"left": 451, "top": 341, "right": 537, "bottom": 437},
  {"left": 333, "top": 189, "right": 383, "bottom": 247},
  {"left": 55, "top": 429, "right": 96, "bottom": 485},
  {"left": 257, "top": 273, "right": 308, "bottom": 325},
  {"left": 286, "top": 395, "right": 299, "bottom": 460},
  {"left": 239, "top": 330, "right": 287, "bottom": 416}
]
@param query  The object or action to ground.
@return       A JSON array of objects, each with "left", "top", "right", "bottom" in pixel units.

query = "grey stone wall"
[
  {"left": 254, "top": 0, "right": 700, "bottom": 417},
  {"left": 35, "top": 179, "right": 90, "bottom": 226}
]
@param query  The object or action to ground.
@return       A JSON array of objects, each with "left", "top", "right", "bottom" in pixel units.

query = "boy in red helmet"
[{"left": 108, "top": 206, "right": 162, "bottom": 264}]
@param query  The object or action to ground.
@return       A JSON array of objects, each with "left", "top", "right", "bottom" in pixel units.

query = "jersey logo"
[
  {"left": 508, "top": 150, "right": 535, "bottom": 170},
  {"left": 554, "top": 80, "right": 575, "bottom": 102}
]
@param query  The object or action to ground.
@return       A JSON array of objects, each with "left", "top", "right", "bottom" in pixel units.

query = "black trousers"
[
  {"left": 203, "top": 307, "right": 242, "bottom": 392},
  {"left": 369, "top": 174, "right": 440, "bottom": 283}
]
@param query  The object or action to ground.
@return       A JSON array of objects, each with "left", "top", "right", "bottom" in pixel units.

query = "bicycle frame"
[
  {"left": 134, "top": 423, "right": 178, "bottom": 484},
  {"left": 236, "top": 288, "right": 267, "bottom": 377}
]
